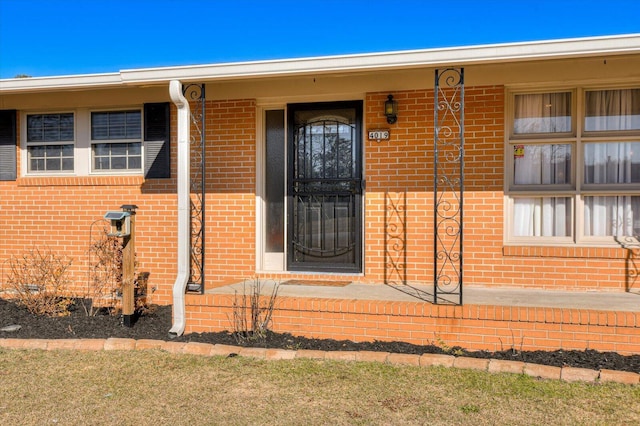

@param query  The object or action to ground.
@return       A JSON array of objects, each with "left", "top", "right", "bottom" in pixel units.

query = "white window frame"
[
  {"left": 21, "top": 106, "right": 144, "bottom": 177},
  {"left": 90, "top": 109, "right": 143, "bottom": 174},
  {"left": 256, "top": 104, "right": 287, "bottom": 272},
  {"left": 505, "top": 85, "right": 640, "bottom": 246},
  {"left": 23, "top": 111, "right": 76, "bottom": 174}
]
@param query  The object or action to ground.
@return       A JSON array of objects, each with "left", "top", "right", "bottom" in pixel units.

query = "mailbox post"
[{"left": 104, "top": 204, "right": 138, "bottom": 327}]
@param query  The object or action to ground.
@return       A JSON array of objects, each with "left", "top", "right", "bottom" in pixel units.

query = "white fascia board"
[
  {"left": 0, "top": 72, "right": 122, "bottom": 93},
  {"left": 2, "top": 34, "right": 640, "bottom": 93},
  {"left": 120, "top": 34, "right": 640, "bottom": 84}
]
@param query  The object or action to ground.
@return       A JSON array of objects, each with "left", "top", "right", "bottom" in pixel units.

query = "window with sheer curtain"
[
  {"left": 508, "top": 88, "right": 640, "bottom": 243},
  {"left": 583, "top": 89, "right": 640, "bottom": 237}
]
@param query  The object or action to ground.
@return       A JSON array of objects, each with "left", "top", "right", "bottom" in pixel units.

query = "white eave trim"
[
  {"left": 121, "top": 33, "right": 640, "bottom": 84},
  {"left": 0, "top": 72, "right": 123, "bottom": 92},
  {"left": 2, "top": 33, "right": 640, "bottom": 93}
]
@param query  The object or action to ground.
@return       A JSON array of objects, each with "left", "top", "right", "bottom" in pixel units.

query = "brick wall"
[
  {"left": 185, "top": 293, "right": 640, "bottom": 355},
  {"left": 1, "top": 87, "right": 632, "bottom": 309},
  {"left": 0, "top": 99, "right": 259, "bottom": 304},
  {"left": 362, "top": 87, "right": 628, "bottom": 291},
  {"left": 0, "top": 176, "right": 176, "bottom": 300},
  {"left": 202, "top": 99, "right": 257, "bottom": 280}
]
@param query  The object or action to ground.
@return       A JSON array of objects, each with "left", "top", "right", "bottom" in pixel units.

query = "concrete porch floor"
[{"left": 206, "top": 281, "right": 640, "bottom": 312}]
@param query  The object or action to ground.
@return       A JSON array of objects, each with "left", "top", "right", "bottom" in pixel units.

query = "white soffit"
[
  {"left": 0, "top": 72, "right": 122, "bottom": 92},
  {"left": 2, "top": 33, "right": 640, "bottom": 92}
]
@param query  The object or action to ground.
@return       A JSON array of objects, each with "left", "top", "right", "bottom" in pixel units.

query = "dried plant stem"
[
  {"left": 228, "top": 278, "right": 279, "bottom": 343},
  {"left": 6, "top": 247, "right": 73, "bottom": 317}
]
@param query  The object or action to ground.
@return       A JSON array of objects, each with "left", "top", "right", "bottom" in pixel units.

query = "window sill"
[
  {"left": 502, "top": 245, "right": 628, "bottom": 259},
  {"left": 17, "top": 175, "right": 145, "bottom": 187}
]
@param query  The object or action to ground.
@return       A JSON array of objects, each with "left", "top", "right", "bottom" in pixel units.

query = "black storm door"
[{"left": 287, "top": 101, "right": 363, "bottom": 272}]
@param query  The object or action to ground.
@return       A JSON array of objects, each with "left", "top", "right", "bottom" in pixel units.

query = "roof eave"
[
  {"left": 120, "top": 33, "right": 640, "bottom": 84},
  {"left": 0, "top": 73, "right": 123, "bottom": 93},
  {"left": 2, "top": 33, "right": 640, "bottom": 93}
]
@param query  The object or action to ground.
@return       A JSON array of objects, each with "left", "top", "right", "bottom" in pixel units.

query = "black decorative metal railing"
[
  {"left": 433, "top": 68, "right": 464, "bottom": 305},
  {"left": 183, "top": 83, "right": 206, "bottom": 293}
]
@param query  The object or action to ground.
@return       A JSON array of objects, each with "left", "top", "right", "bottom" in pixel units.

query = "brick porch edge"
[{"left": 1, "top": 337, "right": 638, "bottom": 385}]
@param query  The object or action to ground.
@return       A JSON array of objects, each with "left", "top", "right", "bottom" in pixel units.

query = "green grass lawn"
[{"left": 1, "top": 348, "right": 638, "bottom": 425}]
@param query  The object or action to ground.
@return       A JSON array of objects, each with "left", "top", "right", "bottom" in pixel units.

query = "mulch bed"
[{"left": 1, "top": 298, "right": 639, "bottom": 373}]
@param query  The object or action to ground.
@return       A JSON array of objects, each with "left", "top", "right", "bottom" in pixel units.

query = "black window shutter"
[
  {"left": 144, "top": 102, "right": 170, "bottom": 178},
  {"left": 0, "top": 110, "right": 17, "bottom": 181}
]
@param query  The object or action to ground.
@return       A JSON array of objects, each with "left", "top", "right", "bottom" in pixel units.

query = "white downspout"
[{"left": 168, "top": 79, "right": 190, "bottom": 338}]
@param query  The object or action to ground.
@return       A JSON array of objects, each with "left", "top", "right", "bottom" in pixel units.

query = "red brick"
[
  {"left": 265, "top": 349, "right": 297, "bottom": 360},
  {"left": 0, "top": 339, "right": 30, "bottom": 349},
  {"left": 183, "top": 342, "right": 214, "bottom": 356},
  {"left": 135, "top": 339, "right": 165, "bottom": 350},
  {"left": 419, "top": 354, "right": 455, "bottom": 368},
  {"left": 453, "top": 357, "right": 489, "bottom": 372},
  {"left": 561, "top": 367, "right": 600, "bottom": 383},
  {"left": 161, "top": 341, "right": 187, "bottom": 354},
  {"left": 387, "top": 353, "right": 421, "bottom": 366},
  {"left": 325, "top": 351, "right": 357, "bottom": 362},
  {"left": 210, "top": 344, "right": 241, "bottom": 357},
  {"left": 524, "top": 363, "right": 562, "bottom": 381},
  {"left": 239, "top": 347, "right": 267, "bottom": 359},
  {"left": 47, "top": 339, "right": 80, "bottom": 351},
  {"left": 77, "top": 339, "right": 106, "bottom": 351},
  {"left": 296, "top": 349, "right": 326, "bottom": 360},
  {"left": 488, "top": 359, "right": 525, "bottom": 375},
  {"left": 104, "top": 338, "right": 136, "bottom": 351},
  {"left": 599, "top": 369, "right": 640, "bottom": 385},
  {"left": 356, "top": 351, "right": 390, "bottom": 363}
]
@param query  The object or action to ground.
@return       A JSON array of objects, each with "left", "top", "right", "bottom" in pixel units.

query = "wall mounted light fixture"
[{"left": 384, "top": 94, "right": 398, "bottom": 124}]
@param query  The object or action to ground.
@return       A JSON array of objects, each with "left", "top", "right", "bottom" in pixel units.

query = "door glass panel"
[{"left": 265, "top": 110, "right": 285, "bottom": 253}]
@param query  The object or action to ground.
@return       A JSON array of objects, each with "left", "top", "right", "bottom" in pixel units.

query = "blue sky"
[{"left": 1, "top": 0, "right": 639, "bottom": 79}]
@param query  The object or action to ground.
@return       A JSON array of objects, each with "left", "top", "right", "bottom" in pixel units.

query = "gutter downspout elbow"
[{"left": 168, "top": 79, "right": 190, "bottom": 338}]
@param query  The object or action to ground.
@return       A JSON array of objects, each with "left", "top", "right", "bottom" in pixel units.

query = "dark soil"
[{"left": 2, "top": 298, "right": 639, "bottom": 373}]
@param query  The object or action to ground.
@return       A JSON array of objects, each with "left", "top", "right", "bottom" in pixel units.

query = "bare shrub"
[
  {"left": 85, "top": 224, "right": 123, "bottom": 315},
  {"left": 228, "top": 278, "right": 280, "bottom": 343},
  {"left": 85, "top": 223, "right": 150, "bottom": 317},
  {"left": 6, "top": 248, "right": 74, "bottom": 317}
]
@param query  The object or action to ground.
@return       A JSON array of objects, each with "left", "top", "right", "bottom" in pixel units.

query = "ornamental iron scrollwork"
[
  {"left": 434, "top": 68, "right": 464, "bottom": 305},
  {"left": 183, "top": 83, "right": 206, "bottom": 293}
]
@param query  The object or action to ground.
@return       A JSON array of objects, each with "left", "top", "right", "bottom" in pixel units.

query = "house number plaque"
[{"left": 368, "top": 129, "right": 390, "bottom": 141}]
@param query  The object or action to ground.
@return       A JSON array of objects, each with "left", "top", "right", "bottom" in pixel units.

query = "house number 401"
[{"left": 368, "top": 129, "right": 390, "bottom": 141}]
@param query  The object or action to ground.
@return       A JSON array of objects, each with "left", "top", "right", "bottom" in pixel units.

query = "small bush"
[
  {"left": 85, "top": 226, "right": 123, "bottom": 315},
  {"left": 6, "top": 248, "right": 73, "bottom": 317},
  {"left": 85, "top": 224, "right": 150, "bottom": 317},
  {"left": 228, "top": 278, "right": 280, "bottom": 343}
]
